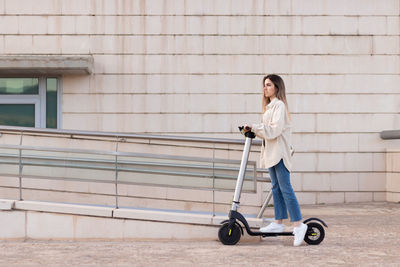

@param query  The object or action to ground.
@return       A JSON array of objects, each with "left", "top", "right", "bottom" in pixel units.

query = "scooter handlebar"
[
  {"left": 238, "top": 126, "right": 256, "bottom": 139},
  {"left": 238, "top": 126, "right": 251, "bottom": 131}
]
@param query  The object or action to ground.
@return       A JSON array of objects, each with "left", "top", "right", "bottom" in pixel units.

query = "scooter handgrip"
[{"left": 238, "top": 126, "right": 250, "bottom": 131}]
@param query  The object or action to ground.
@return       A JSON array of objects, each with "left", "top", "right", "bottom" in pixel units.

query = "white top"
[{"left": 251, "top": 97, "right": 293, "bottom": 172}]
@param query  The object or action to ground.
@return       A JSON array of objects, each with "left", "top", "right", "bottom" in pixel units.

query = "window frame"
[{"left": 0, "top": 76, "right": 62, "bottom": 128}]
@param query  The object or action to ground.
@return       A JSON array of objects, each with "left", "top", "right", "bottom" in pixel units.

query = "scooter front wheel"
[
  {"left": 304, "top": 222, "right": 325, "bottom": 245},
  {"left": 218, "top": 222, "right": 241, "bottom": 245}
]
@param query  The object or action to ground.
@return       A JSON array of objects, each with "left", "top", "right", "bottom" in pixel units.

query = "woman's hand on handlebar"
[{"left": 243, "top": 124, "right": 252, "bottom": 132}]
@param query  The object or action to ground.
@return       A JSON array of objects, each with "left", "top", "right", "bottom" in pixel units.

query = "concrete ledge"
[
  {"left": 0, "top": 56, "right": 93, "bottom": 75},
  {"left": 14, "top": 201, "right": 113, "bottom": 217},
  {"left": 8, "top": 199, "right": 264, "bottom": 228},
  {"left": 0, "top": 199, "right": 15, "bottom": 210}
]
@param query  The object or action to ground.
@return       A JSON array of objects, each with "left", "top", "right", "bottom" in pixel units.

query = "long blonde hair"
[{"left": 262, "top": 74, "right": 290, "bottom": 118}]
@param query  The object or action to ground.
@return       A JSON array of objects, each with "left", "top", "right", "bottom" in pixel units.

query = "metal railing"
[
  {"left": 0, "top": 125, "right": 264, "bottom": 145},
  {"left": 0, "top": 126, "right": 269, "bottom": 214}
]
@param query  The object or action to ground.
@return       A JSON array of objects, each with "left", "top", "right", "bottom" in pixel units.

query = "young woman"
[{"left": 244, "top": 74, "right": 307, "bottom": 246}]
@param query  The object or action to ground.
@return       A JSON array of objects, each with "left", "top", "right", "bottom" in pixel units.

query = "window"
[{"left": 0, "top": 77, "right": 61, "bottom": 128}]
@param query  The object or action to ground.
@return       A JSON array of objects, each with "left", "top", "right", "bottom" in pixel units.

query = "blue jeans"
[{"left": 268, "top": 159, "right": 302, "bottom": 222}]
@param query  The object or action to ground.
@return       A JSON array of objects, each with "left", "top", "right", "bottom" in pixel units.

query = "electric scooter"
[{"left": 218, "top": 126, "right": 327, "bottom": 245}]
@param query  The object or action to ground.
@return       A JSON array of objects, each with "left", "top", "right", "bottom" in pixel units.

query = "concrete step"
[{"left": 0, "top": 199, "right": 266, "bottom": 241}]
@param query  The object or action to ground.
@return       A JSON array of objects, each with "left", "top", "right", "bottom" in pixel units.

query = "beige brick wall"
[{"left": 1, "top": 0, "right": 400, "bottom": 204}]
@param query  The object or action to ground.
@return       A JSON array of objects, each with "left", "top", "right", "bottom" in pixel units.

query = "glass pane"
[
  {"left": 0, "top": 104, "right": 35, "bottom": 127},
  {"left": 0, "top": 78, "right": 38, "bottom": 94},
  {"left": 46, "top": 78, "right": 57, "bottom": 128}
]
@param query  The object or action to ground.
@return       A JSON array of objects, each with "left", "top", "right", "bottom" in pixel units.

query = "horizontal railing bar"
[
  {"left": 111, "top": 151, "right": 253, "bottom": 165},
  {"left": 116, "top": 181, "right": 257, "bottom": 193},
  {"left": 0, "top": 158, "right": 19, "bottom": 164},
  {"left": 19, "top": 160, "right": 255, "bottom": 181},
  {"left": 0, "top": 174, "right": 256, "bottom": 193},
  {"left": 0, "top": 156, "right": 268, "bottom": 180},
  {"left": 0, "top": 172, "right": 268, "bottom": 188},
  {"left": 1, "top": 152, "right": 268, "bottom": 176},
  {"left": 380, "top": 130, "right": 400, "bottom": 140},
  {"left": 1, "top": 179, "right": 257, "bottom": 194},
  {"left": 119, "top": 166, "right": 254, "bottom": 180},
  {"left": 0, "top": 144, "right": 117, "bottom": 156},
  {"left": 0, "top": 144, "right": 252, "bottom": 165},
  {"left": 0, "top": 125, "right": 263, "bottom": 145},
  {"left": 13, "top": 174, "right": 116, "bottom": 184},
  {"left": 13, "top": 153, "right": 263, "bottom": 173},
  {"left": 2, "top": 157, "right": 262, "bottom": 180}
]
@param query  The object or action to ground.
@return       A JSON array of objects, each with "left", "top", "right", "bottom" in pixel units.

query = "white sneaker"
[
  {"left": 259, "top": 222, "right": 284, "bottom": 233},
  {"left": 293, "top": 223, "right": 308, "bottom": 246}
]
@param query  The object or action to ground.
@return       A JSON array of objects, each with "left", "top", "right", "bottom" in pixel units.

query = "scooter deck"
[
  {"left": 259, "top": 231, "right": 294, "bottom": 237},
  {"left": 247, "top": 230, "right": 294, "bottom": 237}
]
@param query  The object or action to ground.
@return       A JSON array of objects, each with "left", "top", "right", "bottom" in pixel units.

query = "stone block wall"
[
  {"left": 386, "top": 150, "right": 400, "bottom": 202},
  {"left": 1, "top": 0, "right": 400, "bottom": 203}
]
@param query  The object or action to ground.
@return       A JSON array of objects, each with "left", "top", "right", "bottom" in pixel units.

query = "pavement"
[{"left": 1, "top": 202, "right": 400, "bottom": 266}]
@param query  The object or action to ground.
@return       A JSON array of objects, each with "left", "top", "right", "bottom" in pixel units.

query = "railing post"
[
  {"left": 212, "top": 143, "right": 215, "bottom": 217},
  {"left": 18, "top": 131, "right": 24, "bottom": 200},
  {"left": 114, "top": 136, "right": 119, "bottom": 209},
  {"left": 253, "top": 162, "right": 257, "bottom": 192}
]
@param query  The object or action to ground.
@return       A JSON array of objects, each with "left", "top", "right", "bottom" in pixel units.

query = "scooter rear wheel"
[
  {"left": 218, "top": 222, "right": 241, "bottom": 245},
  {"left": 304, "top": 222, "right": 325, "bottom": 245}
]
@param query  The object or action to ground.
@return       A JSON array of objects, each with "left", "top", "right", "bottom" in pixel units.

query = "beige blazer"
[{"left": 251, "top": 97, "right": 293, "bottom": 172}]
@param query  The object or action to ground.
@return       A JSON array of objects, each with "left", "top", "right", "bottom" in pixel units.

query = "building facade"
[{"left": 0, "top": 0, "right": 400, "bottom": 203}]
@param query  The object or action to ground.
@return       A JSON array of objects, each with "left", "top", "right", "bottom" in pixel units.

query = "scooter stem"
[{"left": 231, "top": 136, "right": 253, "bottom": 211}]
